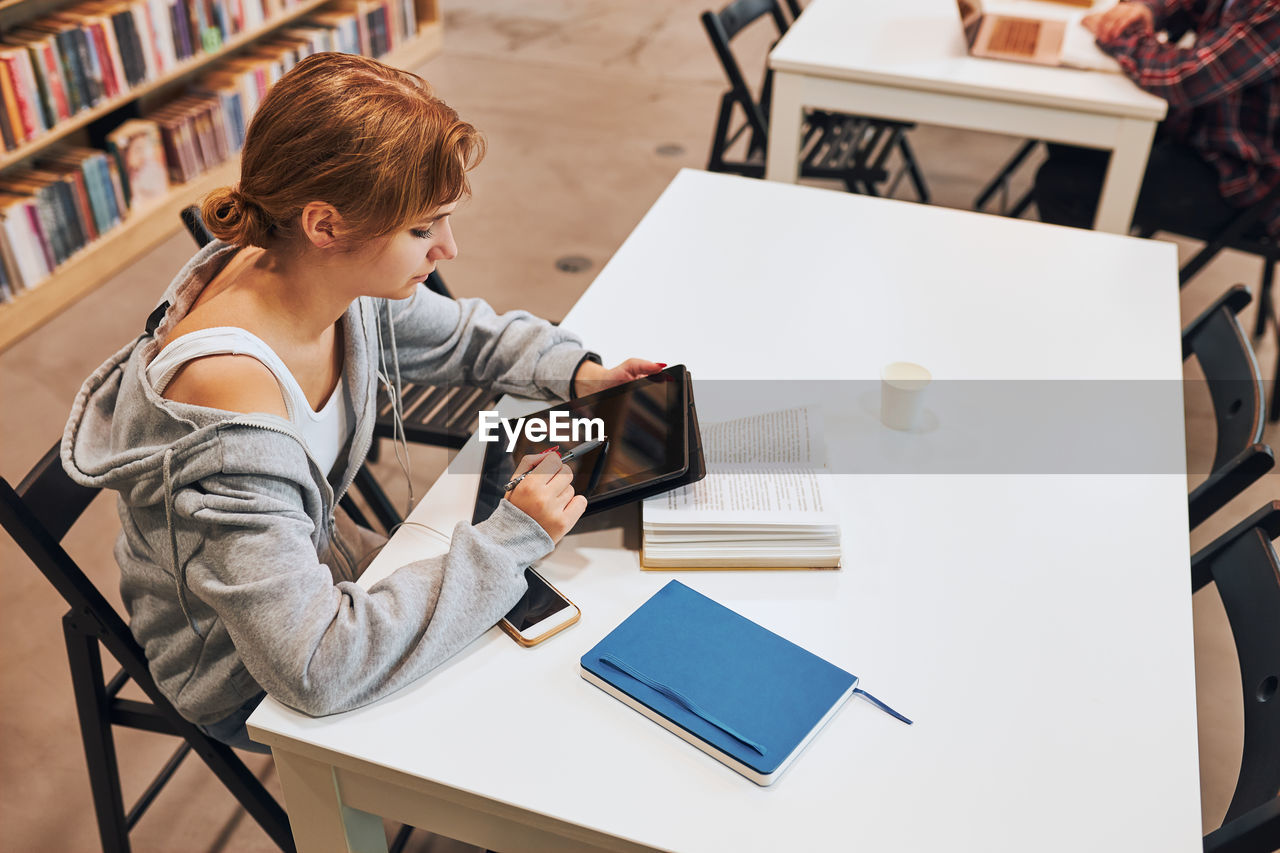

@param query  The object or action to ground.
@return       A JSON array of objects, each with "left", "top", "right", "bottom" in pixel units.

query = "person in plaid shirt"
[{"left": 1033, "top": 0, "right": 1279, "bottom": 238}]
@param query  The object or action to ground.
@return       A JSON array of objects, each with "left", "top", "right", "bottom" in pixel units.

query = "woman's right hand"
[{"left": 505, "top": 449, "right": 587, "bottom": 543}]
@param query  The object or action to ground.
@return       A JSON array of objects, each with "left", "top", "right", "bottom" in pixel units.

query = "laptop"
[{"left": 956, "top": 0, "right": 1122, "bottom": 72}]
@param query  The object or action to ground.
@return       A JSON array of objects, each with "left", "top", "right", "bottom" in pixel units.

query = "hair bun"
[{"left": 200, "top": 186, "right": 272, "bottom": 248}]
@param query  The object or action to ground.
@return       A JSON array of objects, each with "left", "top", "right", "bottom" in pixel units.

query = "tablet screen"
[{"left": 472, "top": 365, "right": 688, "bottom": 524}]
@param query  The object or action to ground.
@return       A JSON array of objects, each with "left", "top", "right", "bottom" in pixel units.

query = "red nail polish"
[{"left": 656, "top": 363, "right": 668, "bottom": 368}]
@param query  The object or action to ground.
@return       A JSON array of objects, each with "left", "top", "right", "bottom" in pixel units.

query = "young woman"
[{"left": 62, "top": 52, "right": 659, "bottom": 751}]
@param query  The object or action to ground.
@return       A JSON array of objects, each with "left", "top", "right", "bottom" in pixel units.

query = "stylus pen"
[{"left": 503, "top": 438, "right": 607, "bottom": 492}]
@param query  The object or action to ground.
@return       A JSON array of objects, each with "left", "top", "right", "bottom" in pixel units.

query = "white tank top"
[{"left": 147, "top": 327, "right": 354, "bottom": 476}]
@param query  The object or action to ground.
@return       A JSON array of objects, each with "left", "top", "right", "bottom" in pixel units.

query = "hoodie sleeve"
[
  {"left": 375, "top": 288, "right": 600, "bottom": 402},
  {"left": 177, "top": 469, "right": 551, "bottom": 717}
]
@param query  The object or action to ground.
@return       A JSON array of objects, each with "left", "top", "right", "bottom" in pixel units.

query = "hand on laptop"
[
  {"left": 1082, "top": 2, "right": 1154, "bottom": 42},
  {"left": 572, "top": 358, "right": 667, "bottom": 397}
]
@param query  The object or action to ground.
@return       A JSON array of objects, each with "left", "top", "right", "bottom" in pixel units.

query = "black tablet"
[{"left": 472, "top": 364, "right": 696, "bottom": 524}]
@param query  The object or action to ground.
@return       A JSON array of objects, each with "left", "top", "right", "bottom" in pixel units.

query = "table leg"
[
  {"left": 1093, "top": 118, "right": 1156, "bottom": 234},
  {"left": 765, "top": 71, "right": 803, "bottom": 183},
  {"left": 273, "top": 748, "right": 389, "bottom": 853}
]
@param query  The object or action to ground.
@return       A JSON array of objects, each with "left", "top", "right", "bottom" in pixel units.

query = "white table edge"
[
  {"left": 766, "top": 57, "right": 1168, "bottom": 121},
  {"left": 249, "top": 723, "right": 663, "bottom": 853}
]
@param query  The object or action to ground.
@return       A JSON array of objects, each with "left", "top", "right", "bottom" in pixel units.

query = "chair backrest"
[
  {"left": 1182, "top": 285, "right": 1266, "bottom": 472},
  {"left": 701, "top": 0, "right": 790, "bottom": 157},
  {"left": 0, "top": 443, "right": 156, "bottom": 682},
  {"left": 0, "top": 442, "right": 126, "bottom": 638},
  {"left": 180, "top": 204, "right": 216, "bottom": 249},
  {"left": 1182, "top": 285, "right": 1274, "bottom": 529},
  {"left": 1192, "top": 502, "right": 1280, "bottom": 851}
]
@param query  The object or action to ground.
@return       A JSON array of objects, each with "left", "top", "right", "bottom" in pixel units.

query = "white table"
[
  {"left": 249, "top": 169, "right": 1200, "bottom": 852},
  {"left": 766, "top": 0, "right": 1168, "bottom": 234}
]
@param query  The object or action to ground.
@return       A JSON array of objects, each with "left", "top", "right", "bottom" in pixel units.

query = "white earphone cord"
[{"left": 374, "top": 299, "right": 415, "bottom": 517}]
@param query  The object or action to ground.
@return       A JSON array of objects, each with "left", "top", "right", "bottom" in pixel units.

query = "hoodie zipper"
[
  {"left": 221, "top": 301, "right": 384, "bottom": 581},
  {"left": 225, "top": 417, "right": 361, "bottom": 580}
]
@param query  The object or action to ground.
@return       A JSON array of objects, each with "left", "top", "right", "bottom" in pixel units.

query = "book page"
[
  {"left": 644, "top": 467, "right": 837, "bottom": 526},
  {"left": 702, "top": 407, "right": 824, "bottom": 466}
]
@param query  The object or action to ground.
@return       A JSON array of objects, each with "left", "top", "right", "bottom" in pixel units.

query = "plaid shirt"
[{"left": 1100, "top": 0, "right": 1280, "bottom": 235}]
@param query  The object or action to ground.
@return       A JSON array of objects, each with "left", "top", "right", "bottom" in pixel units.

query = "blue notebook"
[{"left": 580, "top": 580, "right": 910, "bottom": 785}]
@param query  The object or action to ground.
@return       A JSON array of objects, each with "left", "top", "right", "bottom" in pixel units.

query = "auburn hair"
[{"left": 201, "top": 52, "right": 485, "bottom": 248}]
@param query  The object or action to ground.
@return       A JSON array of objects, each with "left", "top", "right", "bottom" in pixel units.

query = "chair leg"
[
  {"left": 354, "top": 463, "right": 404, "bottom": 531},
  {"left": 388, "top": 823, "right": 415, "bottom": 853},
  {"left": 64, "top": 614, "right": 132, "bottom": 853},
  {"left": 1253, "top": 256, "right": 1274, "bottom": 341},
  {"left": 707, "top": 91, "right": 737, "bottom": 173},
  {"left": 973, "top": 139, "right": 1039, "bottom": 212},
  {"left": 184, "top": 736, "right": 297, "bottom": 852},
  {"left": 895, "top": 134, "right": 930, "bottom": 204},
  {"left": 70, "top": 615, "right": 297, "bottom": 852},
  {"left": 1270, "top": 341, "right": 1279, "bottom": 423},
  {"left": 1009, "top": 189, "right": 1036, "bottom": 219}
]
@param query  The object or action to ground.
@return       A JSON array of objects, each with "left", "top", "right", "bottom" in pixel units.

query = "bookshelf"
[{"left": 0, "top": 1, "right": 444, "bottom": 351}]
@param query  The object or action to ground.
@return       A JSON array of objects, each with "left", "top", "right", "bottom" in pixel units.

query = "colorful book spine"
[
  {"left": 0, "top": 195, "right": 49, "bottom": 288},
  {"left": 0, "top": 95, "right": 16, "bottom": 151},
  {"left": 0, "top": 50, "right": 44, "bottom": 141},
  {"left": 71, "top": 26, "right": 102, "bottom": 107},
  {"left": 55, "top": 29, "right": 88, "bottom": 114},
  {"left": 32, "top": 38, "right": 72, "bottom": 124},
  {"left": 85, "top": 22, "right": 116, "bottom": 101},
  {"left": 147, "top": 0, "right": 178, "bottom": 72}
]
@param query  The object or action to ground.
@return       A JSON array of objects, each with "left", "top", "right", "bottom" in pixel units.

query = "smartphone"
[{"left": 499, "top": 568, "right": 581, "bottom": 647}]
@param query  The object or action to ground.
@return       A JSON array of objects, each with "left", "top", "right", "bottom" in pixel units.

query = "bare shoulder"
[{"left": 161, "top": 354, "right": 289, "bottom": 418}]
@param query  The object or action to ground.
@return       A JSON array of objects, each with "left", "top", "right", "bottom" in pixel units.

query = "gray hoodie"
[{"left": 62, "top": 240, "right": 596, "bottom": 725}]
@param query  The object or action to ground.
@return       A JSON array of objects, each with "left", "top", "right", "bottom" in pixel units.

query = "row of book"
[
  {"left": 0, "top": 0, "right": 417, "bottom": 152},
  {"left": 0, "top": 147, "right": 126, "bottom": 301},
  {"left": 0, "top": 2, "right": 423, "bottom": 302}
]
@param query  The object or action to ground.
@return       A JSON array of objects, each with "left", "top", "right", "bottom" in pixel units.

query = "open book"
[{"left": 641, "top": 407, "right": 840, "bottom": 569}]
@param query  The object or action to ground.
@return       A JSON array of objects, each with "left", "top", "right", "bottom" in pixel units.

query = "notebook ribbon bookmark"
[
  {"left": 853, "top": 687, "right": 913, "bottom": 725},
  {"left": 598, "top": 654, "right": 768, "bottom": 756}
]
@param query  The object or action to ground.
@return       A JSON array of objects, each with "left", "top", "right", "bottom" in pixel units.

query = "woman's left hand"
[{"left": 572, "top": 358, "right": 667, "bottom": 396}]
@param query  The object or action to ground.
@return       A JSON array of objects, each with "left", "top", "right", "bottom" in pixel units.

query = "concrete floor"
[{"left": 1, "top": 1, "right": 1277, "bottom": 850}]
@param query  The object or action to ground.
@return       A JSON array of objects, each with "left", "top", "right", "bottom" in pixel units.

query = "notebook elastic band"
[
  {"left": 598, "top": 654, "right": 768, "bottom": 756},
  {"left": 853, "top": 687, "right": 913, "bottom": 725}
]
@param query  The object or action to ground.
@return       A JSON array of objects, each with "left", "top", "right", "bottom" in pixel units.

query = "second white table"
[{"left": 766, "top": 0, "right": 1168, "bottom": 233}]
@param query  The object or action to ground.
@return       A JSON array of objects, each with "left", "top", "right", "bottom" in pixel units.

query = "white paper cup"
[{"left": 881, "top": 362, "right": 931, "bottom": 431}]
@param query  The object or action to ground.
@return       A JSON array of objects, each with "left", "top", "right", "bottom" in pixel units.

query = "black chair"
[
  {"left": 1191, "top": 501, "right": 1280, "bottom": 853},
  {"left": 0, "top": 443, "right": 296, "bottom": 853},
  {"left": 1182, "top": 285, "right": 1275, "bottom": 530},
  {"left": 178, "top": 206, "right": 503, "bottom": 531},
  {"left": 701, "top": 0, "right": 930, "bottom": 202},
  {"left": 972, "top": 139, "right": 1041, "bottom": 218},
  {"left": 1140, "top": 183, "right": 1280, "bottom": 423}
]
